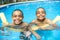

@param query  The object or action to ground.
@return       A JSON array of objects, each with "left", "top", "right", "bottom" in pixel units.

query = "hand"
[
  {"left": 39, "top": 27, "right": 54, "bottom": 30},
  {"left": 35, "top": 33, "right": 41, "bottom": 40},
  {"left": 24, "top": 31, "right": 31, "bottom": 37}
]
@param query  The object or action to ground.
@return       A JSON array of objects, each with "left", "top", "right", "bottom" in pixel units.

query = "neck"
[
  {"left": 13, "top": 21, "right": 23, "bottom": 26},
  {"left": 37, "top": 18, "right": 45, "bottom": 22}
]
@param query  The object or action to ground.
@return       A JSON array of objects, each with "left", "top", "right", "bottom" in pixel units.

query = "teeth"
[
  {"left": 15, "top": 20, "right": 19, "bottom": 22},
  {"left": 40, "top": 16, "right": 44, "bottom": 18}
]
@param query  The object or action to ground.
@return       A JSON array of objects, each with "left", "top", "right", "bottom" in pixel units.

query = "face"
[
  {"left": 12, "top": 10, "right": 23, "bottom": 25},
  {"left": 36, "top": 8, "right": 46, "bottom": 21}
]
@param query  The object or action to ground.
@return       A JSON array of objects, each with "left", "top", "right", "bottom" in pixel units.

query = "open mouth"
[
  {"left": 14, "top": 20, "right": 21, "bottom": 24},
  {"left": 39, "top": 16, "right": 45, "bottom": 18}
]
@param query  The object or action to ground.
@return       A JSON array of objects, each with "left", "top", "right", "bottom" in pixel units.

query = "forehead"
[
  {"left": 37, "top": 8, "right": 45, "bottom": 12},
  {"left": 13, "top": 10, "right": 22, "bottom": 15}
]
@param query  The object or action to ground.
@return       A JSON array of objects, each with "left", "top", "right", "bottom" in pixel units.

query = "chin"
[
  {"left": 39, "top": 19, "right": 43, "bottom": 20},
  {"left": 38, "top": 18, "right": 44, "bottom": 21},
  {"left": 15, "top": 23, "right": 20, "bottom": 25}
]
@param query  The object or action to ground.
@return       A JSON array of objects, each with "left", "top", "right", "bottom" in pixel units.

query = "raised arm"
[
  {"left": 40, "top": 19, "right": 57, "bottom": 30},
  {"left": 28, "top": 24, "right": 41, "bottom": 40}
]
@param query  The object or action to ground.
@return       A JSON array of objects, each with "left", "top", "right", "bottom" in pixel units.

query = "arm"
[
  {"left": 38, "top": 19, "right": 57, "bottom": 30},
  {"left": 27, "top": 20, "right": 40, "bottom": 40},
  {"left": 28, "top": 26, "right": 41, "bottom": 40},
  {"left": 47, "top": 19, "right": 56, "bottom": 28},
  {"left": 42, "top": 19, "right": 57, "bottom": 30}
]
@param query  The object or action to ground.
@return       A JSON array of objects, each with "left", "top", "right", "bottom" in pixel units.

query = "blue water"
[{"left": 0, "top": 1, "right": 60, "bottom": 40}]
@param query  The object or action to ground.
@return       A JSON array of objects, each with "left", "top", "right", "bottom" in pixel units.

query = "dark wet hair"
[
  {"left": 12, "top": 9, "right": 24, "bottom": 18},
  {"left": 36, "top": 7, "right": 46, "bottom": 14}
]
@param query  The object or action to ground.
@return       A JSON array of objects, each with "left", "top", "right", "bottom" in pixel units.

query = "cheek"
[
  {"left": 36, "top": 14, "right": 40, "bottom": 17},
  {"left": 12, "top": 17, "right": 17, "bottom": 22},
  {"left": 12, "top": 17, "right": 16, "bottom": 20},
  {"left": 42, "top": 14, "right": 46, "bottom": 16},
  {"left": 19, "top": 18, "right": 23, "bottom": 20}
]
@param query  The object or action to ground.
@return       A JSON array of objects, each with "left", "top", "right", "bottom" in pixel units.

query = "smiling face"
[
  {"left": 36, "top": 8, "right": 46, "bottom": 21},
  {"left": 12, "top": 10, "right": 23, "bottom": 25}
]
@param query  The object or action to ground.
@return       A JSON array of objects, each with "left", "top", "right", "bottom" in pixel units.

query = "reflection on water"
[{"left": 0, "top": 27, "right": 60, "bottom": 40}]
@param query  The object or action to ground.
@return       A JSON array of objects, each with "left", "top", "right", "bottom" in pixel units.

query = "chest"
[{"left": 35, "top": 20, "right": 48, "bottom": 26}]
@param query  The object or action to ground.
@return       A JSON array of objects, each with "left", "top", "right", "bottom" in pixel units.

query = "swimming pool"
[{"left": 0, "top": 1, "right": 60, "bottom": 40}]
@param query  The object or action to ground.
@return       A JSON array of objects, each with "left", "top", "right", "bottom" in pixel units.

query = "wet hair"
[
  {"left": 36, "top": 7, "right": 46, "bottom": 14},
  {"left": 12, "top": 9, "right": 24, "bottom": 18}
]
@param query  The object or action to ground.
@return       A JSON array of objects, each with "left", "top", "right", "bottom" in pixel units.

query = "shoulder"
[
  {"left": 45, "top": 18, "right": 54, "bottom": 24},
  {"left": 46, "top": 18, "right": 56, "bottom": 27},
  {"left": 46, "top": 18, "right": 52, "bottom": 22},
  {"left": 32, "top": 19, "right": 37, "bottom": 23},
  {"left": 2, "top": 24, "right": 13, "bottom": 27},
  {"left": 22, "top": 22, "right": 28, "bottom": 26}
]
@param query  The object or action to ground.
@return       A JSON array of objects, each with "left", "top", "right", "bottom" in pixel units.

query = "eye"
[
  {"left": 42, "top": 11, "right": 45, "bottom": 14},
  {"left": 18, "top": 15, "right": 23, "bottom": 17},
  {"left": 13, "top": 15, "right": 17, "bottom": 17},
  {"left": 37, "top": 12, "right": 40, "bottom": 14}
]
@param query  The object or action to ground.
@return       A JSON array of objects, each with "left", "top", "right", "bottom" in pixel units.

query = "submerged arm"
[{"left": 28, "top": 25, "right": 41, "bottom": 40}]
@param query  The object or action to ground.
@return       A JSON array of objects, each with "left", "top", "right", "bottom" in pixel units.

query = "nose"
[
  {"left": 40, "top": 12, "right": 42, "bottom": 15},
  {"left": 38, "top": 13, "right": 42, "bottom": 16},
  {"left": 16, "top": 16, "right": 19, "bottom": 19}
]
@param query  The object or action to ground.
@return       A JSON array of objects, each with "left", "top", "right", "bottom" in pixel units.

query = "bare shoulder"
[
  {"left": 46, "top": 18, "right": 56, "bottom": 25},
  {"left": 22, "top": 22, "right": 28, "bottom": 26},
  {"left": 46, "top": 18, "right": 52, "bottom": 22},
  {"left": 32, "top": 20, "right": 37, "bottom": 23},
  {"left": 46, "top": 18, "right": 57, "bottom": 27},
  {"left": 2, "top": 23, "right": 13, "bottom": 27}
]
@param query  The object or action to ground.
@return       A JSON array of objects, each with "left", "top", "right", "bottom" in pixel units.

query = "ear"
[{"left": 22, "top": 16, "right": 24, "bottom": 19}]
